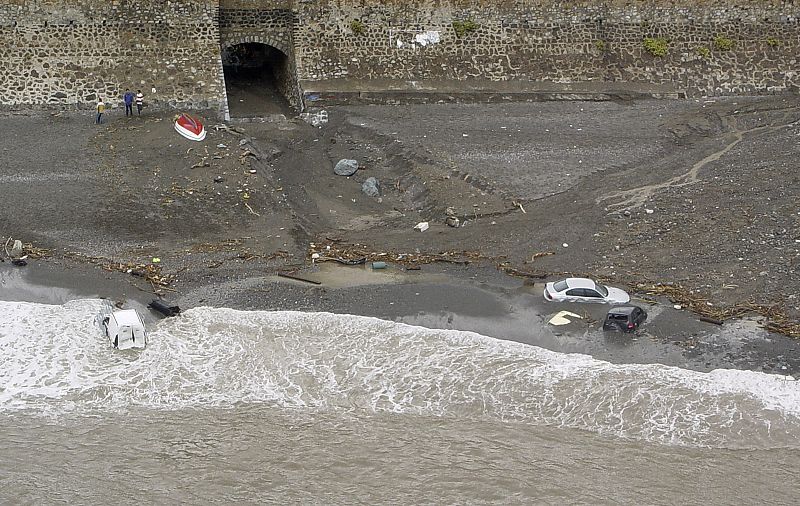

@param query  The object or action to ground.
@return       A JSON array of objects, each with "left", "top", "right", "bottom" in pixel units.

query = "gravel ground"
[
  {"left": 332, "top": 97, "right": 800, "bottom": 320},
  {"left": 1, "top": 96, "right": 799, "bottom": 372}
]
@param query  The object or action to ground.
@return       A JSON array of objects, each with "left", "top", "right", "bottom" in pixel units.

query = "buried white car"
[
  {"left": 543, "top": 277, "right": 630, "bottom": 304},
  {"left": 101, "top": 309, "right": 148, "bottom": 350}
]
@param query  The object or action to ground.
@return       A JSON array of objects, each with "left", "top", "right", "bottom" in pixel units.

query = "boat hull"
[{"left": 174, "top": 114, "right": 207, "bottom": 142}]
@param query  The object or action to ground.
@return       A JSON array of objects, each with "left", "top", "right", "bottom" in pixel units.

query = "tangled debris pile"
[
  {"left": 188, "top": 240, "right": 295, "bottom": 263},
  {"left": 308, "top": 240, "right": 497, "bottom": 268},
  {"left": 637, "top": 282, "right": 800, "bottom": 338},
  {"left": 19, "top": 243, "right": 51, "bottom": 259},
  {"left": 497, "top": 262, "right": 547, "bottom": 280},
  {"left": 2, "top": 237, "right": 51, "bottom": 266},
  {"left": 64, "top": 252, "right": 174, "bottom": 291}
]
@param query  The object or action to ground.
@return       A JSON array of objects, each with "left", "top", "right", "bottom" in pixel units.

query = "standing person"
[
  {"left": 135, "top": 89, "right": 144, "bottom": 115},
  {"left": 96, "top": 97, "right": 105, "bottom": 124},
  {"left": 123, "top": 88, "right": 134, "bottom": 117}
]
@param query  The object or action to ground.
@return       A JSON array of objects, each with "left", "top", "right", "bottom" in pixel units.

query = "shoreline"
[
  {"left": 3, "top": 256, "right": 798, "bottom": 377},
  {"left": 2, "top": 98, "right": 798, "bottom": 378}
]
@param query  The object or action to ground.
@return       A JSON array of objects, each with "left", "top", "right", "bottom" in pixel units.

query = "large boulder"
[
  {"left": 334, "top": 159, "right": 359, "bottom": 176},
  {"left": 361, "top": 177, "right": 380, "bottom": 197}
]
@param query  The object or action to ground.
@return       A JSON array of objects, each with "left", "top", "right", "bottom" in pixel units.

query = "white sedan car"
[{"left": 543, "top": 277, "right": 630, "bottom": 304}]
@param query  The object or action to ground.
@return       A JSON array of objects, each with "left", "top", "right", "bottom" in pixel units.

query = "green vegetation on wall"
[
  {"left": 713, "top": 36, "right": 734, "bottom": 51},
  {"left": 452, "top": 19, "right": 479, "bottom": 38},
  {"left": 350, "top": 19, "right": 366, "bottom": 36},
  {"left": 643, "top": 37, "right": 669, "bottom": 57}
]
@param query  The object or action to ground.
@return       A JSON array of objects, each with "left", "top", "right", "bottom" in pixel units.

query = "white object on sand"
[
  {"left": 10, "top": 239, "right": 23, "bottom": 258},
  {"left": 548, "top": 311, "right": 583, "bottom": 326},
  {"left": 414, "top": 222, "right": 429, "bottom": 232}
]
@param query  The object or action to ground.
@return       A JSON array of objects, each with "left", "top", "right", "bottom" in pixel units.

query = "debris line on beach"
[
  {"left": 308, "top": 240, "right": 498, "bottom": 268},
  {"left": 637, "top": 282, "right": 800, "bottom": 338}
]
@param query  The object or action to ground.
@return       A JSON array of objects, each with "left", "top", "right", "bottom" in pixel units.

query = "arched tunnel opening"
[{"left": 222, "top": 42, "right": 295, "bottom": 117}]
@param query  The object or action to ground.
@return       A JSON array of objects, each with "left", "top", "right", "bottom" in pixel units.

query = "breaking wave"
[{"left": 1, "top": 299, "right": 799, "bottom": 448}]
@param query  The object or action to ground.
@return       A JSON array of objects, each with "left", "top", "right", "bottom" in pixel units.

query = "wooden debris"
[
  {"left": 191, "top": 158, "right": 210, "bottom": 169},
  {"left": 498, "top": 263, "right": 547, "bottom": 279},
  {"left": 244, "top": 202, "right": 260, "bottom": 216},
  {"left": 212, "top": 124, "right": 244, "bottom": 135},
  {"left": 308, "top": 240, "right": 498, "bottom": 268},
  {"left": 278, "top": 272, "right": 321, "bottom": 285},
  {"left": 63, "top": 252, "right": 174, "bottom": 289},
  {"left": 636, "top": 282, "right": 799, "bottom": 338},
  {"left": 2, "top": 238, "right": 51, "bottom": 260},
  {"left": 529, "top": 251, "right": 555, "bottom": 262}
]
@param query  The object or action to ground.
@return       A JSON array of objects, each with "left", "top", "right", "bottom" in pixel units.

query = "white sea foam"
[{"left": 1, "top": 299, "right": 799, "bottom": 448}]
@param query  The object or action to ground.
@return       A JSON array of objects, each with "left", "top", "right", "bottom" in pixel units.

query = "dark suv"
[{"left": 603, "top": 306, "right": 647, "bottom": 332}]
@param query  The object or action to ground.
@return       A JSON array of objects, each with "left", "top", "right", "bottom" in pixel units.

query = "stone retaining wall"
[
  {"left": 1, "top": 0, "right": 798, "bottom": 113},
  {"left": 219, "top": 0, "right": 301, "bottom": 109},
  {"left": 293, "top": 0, "right": 800, "bottom": 98},
  {"left": 0, "top": 0, "right": 223, "bottom": 110}
]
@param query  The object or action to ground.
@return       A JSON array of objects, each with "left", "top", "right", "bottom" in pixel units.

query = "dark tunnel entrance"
[{"left": 222, "top": 43, "right": 294, "bottom": 117}]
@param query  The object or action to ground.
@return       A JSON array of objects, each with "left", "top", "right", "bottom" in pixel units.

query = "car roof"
[
  {"left": 112, "top": 309, "right": 143, "bottom": 326},
  {"left": 607, "top": 306, "right": 639, "bottom": 315},
  {"left": 565, "top": 278, "right": 597, "bottom": 289}
]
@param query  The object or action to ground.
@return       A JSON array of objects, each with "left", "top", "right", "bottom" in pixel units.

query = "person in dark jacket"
[{"left": 123, "top": 89, "right": 134, "bottom": 117}]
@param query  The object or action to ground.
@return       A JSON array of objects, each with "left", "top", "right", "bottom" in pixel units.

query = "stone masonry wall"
[
  {"left": 292, "top": 0, "right": 800, "bottom": 97},
  {"left": 2, "top": 0, "right": 799, "bottom": 112},
  {"left": 220, "top": 0, "right": 293, "bottom": 54},
  {"left": 219, "top": 0, "right": 302, "bottom": 108},
  {"left": 0, "top": 0, "right": 224, "bottom": 110}
]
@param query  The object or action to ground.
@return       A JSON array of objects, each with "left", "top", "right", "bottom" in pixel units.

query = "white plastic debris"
[
  {"left": 10, "top": 240, "right": 23, "bottom": 258},
  {"left": 645, "top": 208, "right": 654, "bottom": 214},
  {"left": 300, "top": 110, "right": 328, "bottom": 127},
  {"left": 548, "top": 311, "right": 583, "bottom": 326},
  {"left": 414, "top": 31, "right": 440, "bottom": 46},
  {"left": 562, "top": 243, "right": 569, "bottom": 248},
  {"left": 414, "top": 222, "right": 430, "bottom": 232},
  {"left": 673, "top": 304, "right": 682, "bottom": 310}
]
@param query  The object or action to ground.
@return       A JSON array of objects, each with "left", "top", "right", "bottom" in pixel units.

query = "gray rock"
[
  {"left": 334, "top": 159, "right": 359, "bottom": 176},
  {"left": 362, "top": 177, "right": 380, "bottom": 197}
]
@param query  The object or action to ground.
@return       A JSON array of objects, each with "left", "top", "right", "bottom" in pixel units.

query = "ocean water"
[{"left": 1, "top": 299, "right": 799, "bottom": 504}]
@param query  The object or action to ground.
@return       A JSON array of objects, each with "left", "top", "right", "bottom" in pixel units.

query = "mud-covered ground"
[{"left": 1, "top": 96, "right": 799, "bottom": 373}]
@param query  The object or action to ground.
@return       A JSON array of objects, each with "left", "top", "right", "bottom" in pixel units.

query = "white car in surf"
[
  {"left": 543, "top": 277, "right": 630, "bottom": 304},
  {"left": 101, "top": 309, "right": 148, "bottom": 350}
]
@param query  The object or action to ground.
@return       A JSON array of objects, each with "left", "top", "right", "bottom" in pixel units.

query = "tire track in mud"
[{"left": 598, "top": 114, "right": 800, "bottom": 212}]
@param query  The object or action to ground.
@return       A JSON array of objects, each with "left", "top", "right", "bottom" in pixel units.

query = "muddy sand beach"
[{"left": 2, "top": 96, "right": 799, "bottom": 375}]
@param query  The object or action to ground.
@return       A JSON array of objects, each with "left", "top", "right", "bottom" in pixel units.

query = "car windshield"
[
  {"left": 594, "top": 282, "right": 609, "bottom": 297},
  {"left": 553, "top": 280, "right": 569, "bottom": 292}
]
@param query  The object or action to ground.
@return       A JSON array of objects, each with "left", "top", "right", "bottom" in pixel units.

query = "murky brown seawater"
[
  {"left": 2, "top": 300, "right": 799, "bottom": 504},
  {"left": 2, "top": 409, "right": 798, "bottom": 504}
]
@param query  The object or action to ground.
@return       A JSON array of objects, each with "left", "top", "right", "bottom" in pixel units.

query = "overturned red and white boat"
[{"left": 174, "top": 113, "right": 207, "bottom": 141}]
